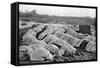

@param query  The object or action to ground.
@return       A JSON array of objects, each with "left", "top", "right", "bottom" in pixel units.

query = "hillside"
[{"left": 19, "top": 10, "right": 96, "bottom": 25}]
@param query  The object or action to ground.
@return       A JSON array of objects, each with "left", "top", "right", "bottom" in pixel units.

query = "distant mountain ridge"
[{"left": 19, "top": 10, "right": 95, "bottom": 25}]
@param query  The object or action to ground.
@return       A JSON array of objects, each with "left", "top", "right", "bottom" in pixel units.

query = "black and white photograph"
[{"left": 17, "top": 3, "right": 97, "bottom": 65}]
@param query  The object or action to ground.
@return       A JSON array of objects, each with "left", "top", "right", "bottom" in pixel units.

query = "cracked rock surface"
[{"left": 19, "top": 23, "right": 96, "bottom": 62}]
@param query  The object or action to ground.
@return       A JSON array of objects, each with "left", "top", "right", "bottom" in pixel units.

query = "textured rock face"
[
  {"left": 43, "top": 34, "right": 76, "bottom": 53},
  {"left": 19, "top": 23, "right": 96, "bottom": 61},
  {"left": 29, "top": 48, "right": 53, "bottom": 61},
  {"left": 29, "top": 40, "right": 48, "bottom": 50},
  {"left": 84, "top": 35, "right": 95, "bottom": 42},
  {"left": 54, "top": 32, "right": 81, "bottom": 47},
  {"left": 85, "top": 41, "right": 96, "bottom": 52},
  {"left": 19, "top": 45, "right": 33, "bottom": 60},
  {"left": 37, "top": 25, "right": 55, "bottom": 40},
  {"left": 45, "top": 44, "right": 63, "bottom": 57},
  {"left": 22, "top": 29, "right": 37, "bottom": 44},
  {"left": 45, "top": 44, "right": 59, "bottom": 54},
  {"left": 61, "top": 26, "right": 86, "bottom": 39},
  {"left": 32, "top": 24, "right": 46, "bottom": 33}
]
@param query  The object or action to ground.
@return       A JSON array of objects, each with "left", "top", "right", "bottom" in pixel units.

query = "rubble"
[{"left": 19, "top": 23, "right": 96, "bottom": 62}]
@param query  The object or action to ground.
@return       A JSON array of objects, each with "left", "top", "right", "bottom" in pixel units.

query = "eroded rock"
[
  {"left": 43, "top": 34, "right": 76, "bottom": 53},
  {"left": 22, "top": 29, "right": 37, "bottom": 44},
  {"left": 29, "top": 48, "right": 53, "bottom": 61},
  {"left": 29, "top": 40, "right": 48, "bottom": 50}
]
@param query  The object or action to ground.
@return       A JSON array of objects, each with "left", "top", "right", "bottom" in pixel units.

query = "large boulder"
[
  {"left": 85, "top": 40, "right": 96, "bottom": 52},
  {"left": 84, "top": 35, "right": 95, "bottom": 42},
  {"left": 32, "top": 24, "right": 45, "bottom": 33},
  {"left": 19, "top": 45, "right": 33, "bottom": 60},
  {"left": 22, "top": 29, "right": 37, "bottom": 44},
  {"left": 29, "top": 40, "right": 48, "bottom": 50},
  {"left": 43, "top": 34, "right": 76, "bottom": 53},
  {"left": 38, "top": 25, "right": 55, "bottom": 40},
  {"left": 29, "top": 48, "right": 53, "bottom": 61},
  {"left": 54, "top": 32, "right": 81, "bottom": 47},
  {"left": 45, "top": 44, "right": 62, "bottom": 57},
  {"left": 55, "top": 26, "right": 66, "bottom": 33},
  {"left": 62, "top": 27, "right": 86, "bottom": 39}
]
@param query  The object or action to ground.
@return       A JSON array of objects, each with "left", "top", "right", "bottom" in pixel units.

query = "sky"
[{"left": 19, "top": 4, "right": 96, "bottom": 18}]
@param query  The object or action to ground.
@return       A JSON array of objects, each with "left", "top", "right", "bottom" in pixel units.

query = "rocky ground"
[{"left": 19, "top": 22, "right": 96, "bottom": 63}]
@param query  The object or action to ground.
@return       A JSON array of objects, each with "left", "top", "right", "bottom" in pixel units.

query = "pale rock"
[
  {"left": 29, "top": 48, "right": 53, "bottom": 61},
  {"left": 43, "top": 34, "right": 76, "bottom": 53},
  {"left": 22, "top": 29, "right": 37, "bottom": 44},
  {"left": 19, "top": 45, "right": 33, "bottom": 60},
  {"left": 45, "top": 44, "right": 62, "bottom": 56},
  {"left": 38, "top": 25, "right": 55, "bottom": 40},
  {"left": 84, "top": 35, "right": 96, "bottom": 42},
  {"left": 33, "top": 24, "right": 45, "bottom": 33},
  {"left": 29, "top": 40, "right": 48, "bottom": 50},
  {"left": 85, "top": 41, "right": 96, "bottom": 52},
  {"left": 54, "top": 32, "right": 81, "bottom": 47}
]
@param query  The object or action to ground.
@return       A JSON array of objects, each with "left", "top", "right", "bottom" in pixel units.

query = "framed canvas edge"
[{"left": 11, "top": 2, "right": 98, "bottom": 66}]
